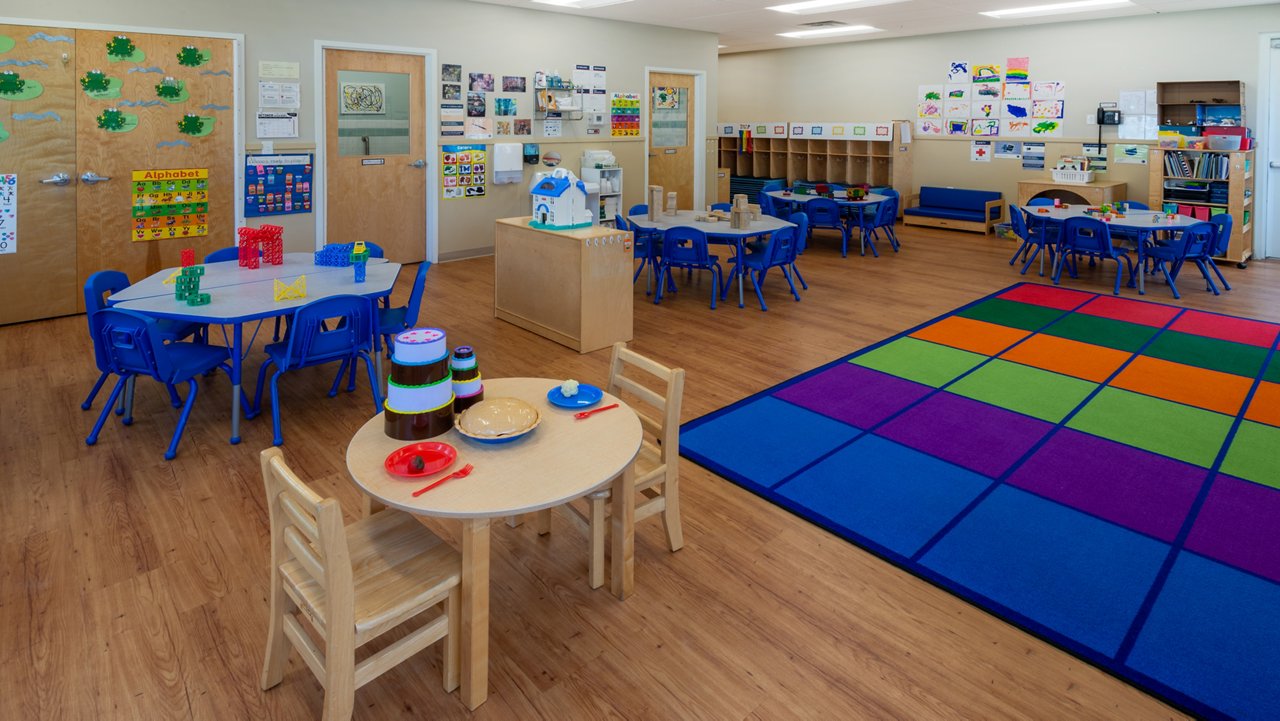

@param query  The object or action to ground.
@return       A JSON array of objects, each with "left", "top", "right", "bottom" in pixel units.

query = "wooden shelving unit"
[
  {"left": 1147, "top": 147, "right": 1254, "bottom": 265},
  {"left": 1156, "top": 80, "right": 1245, "bottom": 136}
]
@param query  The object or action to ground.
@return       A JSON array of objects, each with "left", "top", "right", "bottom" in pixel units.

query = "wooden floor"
[{"left": 3, "top": 225, "right": 1277, "bottom": 720}]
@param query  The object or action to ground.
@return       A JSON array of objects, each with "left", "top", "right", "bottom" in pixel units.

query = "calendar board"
[
  {"left": 131, "top": 168, "right": 210, "bottom": 242},
  {"left": 0, "top": 174, "right": 14, "bottom": 254},
  {"left": 245, "top": 153, "right": 313, "bottom": 217}
]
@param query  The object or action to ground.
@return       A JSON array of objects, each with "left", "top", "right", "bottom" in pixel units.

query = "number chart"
[{"left": 0, "top": 174, "right": 15, "bottom": 254}]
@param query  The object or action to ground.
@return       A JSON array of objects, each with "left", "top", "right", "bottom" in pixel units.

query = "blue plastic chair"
[
  {"left": 85, "top": 308, "right": 238, "bottom": 460},
  {"left": 252, "top": 295, "right": 382, "bottom": 445},
  {"left": 336, "top": 262, "right": 430, "bottom": 393},
  {"left": 1007, "top": 205, "right": 1056, "bottom": 277},
  {"left": 1052, "top": 216, "right": 1134, "bottom": 296},
  {"left": 758, "top": 191, "right": 791, "bottom": 221},
  {"left": 806, "top": 197, "right": 851, "bottom": 257},
  {"left": 655, "top": 227, "right": 721, "bottom": 310},
  {"left": 710, "top": 203, "right": 731, "bottom": 212},
  {"left": 1145, "top": 222, "right": 1217, "bottom": 300},
  {"left": 1027, "top": 197, "right": 1055, "bottom": 207},
  {"left": 789, "top": 212, "right": 810, "bottom": 290},
  {"left": 82, "top": 270, "right": 200, "bottom": 412},
  {"left": 725, "top": 226, "right": 801, "bottom": 311},
  {"left": 762, "top": 180, "right": 786, "bottom": 193},
  {"left": 204, "top": 246, "right": 241, "bottom": 263},
  {"left": 1198, "top": 214, "right": 1234, "bottom": 293},
  {"left": 856, "top": 196, "right": 900, "bottom": 257},
  {"left": 628, "top": 203, "right": 648, "bottom": 216},
  {"left": 1123, "top": 200, "right": 1149, "bottom": 210}
]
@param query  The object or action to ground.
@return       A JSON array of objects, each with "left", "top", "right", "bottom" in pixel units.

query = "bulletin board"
[{"left": 244, "top": 153, "right": 313, "bottom": 217}]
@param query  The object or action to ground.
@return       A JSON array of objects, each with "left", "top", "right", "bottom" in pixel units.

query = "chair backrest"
[
  {"left": 84, "top": 270, "right": 130, "bottom": 316},
  {"left": 790, "top": 212, "right": 810, "bottom": 245},
  {"left": 761, "top": 180, "right": 785, "bottom": 193},
  {"left": 362, "top": 242, "right": 386, "bottom": 259},
  {"left": 606, "top": 343, "right": 685, "bottom": 479},
  {"left": 757, "top": 191, "right": 778, "bottom": 216},
  {"left": 628, "top": 204, "right": 648, "bottom": 217},
  {"left": 204, "top": 246, "right": 241, "bottom": 263},
  {"left": 1208, "top": 213, "right": 1233, "bottom": 256},
  {"left": 1123, "top": 200, "right": 1149, "bottom": 210},
  {"left": 91, "top": 307, "right": 173, "bottom": 381},
  {"left": 807, "top": 197, "right": 842, "bottom": 226},
  {"left": 1164, "top": 222, "right": 1217, "bottom": 260},
  {"left": 403, "top": 262, "right": 432, "bottom": 328},
  {"left": 1008, "top": 204, "right": 1029, "bottom": 239},
  {"left": 1060, "top": 216, "right": 1115, "bottom": 256},
  {"left": 763, "top": 226, "right": 798, "bottom": 267},
  {"left": 282, "top": 295, "right": 374, "bottom": 370},
  {"left": 261, "top": 447, "right": 353, "bottom": 631},
  {"left": 710, "top": 202, "right": 731, "bottom": 212},
  {"left": 662, "top": 226, "right": 711, "bottom": 265},
  {"left": 873, "top": 196, "right": 898, "bottom": 228},
  {"left": 1027, "top": 197, "right": 1055, "bottom": 207}
]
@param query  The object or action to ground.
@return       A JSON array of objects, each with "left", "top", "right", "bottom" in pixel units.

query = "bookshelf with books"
[{"left": 1147, "top": 147, "right": 1254, "bottom": 266}]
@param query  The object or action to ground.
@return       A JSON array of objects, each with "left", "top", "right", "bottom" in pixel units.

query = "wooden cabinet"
[
  {"left": 1147, "top": 148, "right": 1254, "bottom": 265},
  {"left": 493, "top": 217, "right": 633, "bottom": 353},
  {"left": 1156, "top": 81, "right": 1245, "bottom": 136}
]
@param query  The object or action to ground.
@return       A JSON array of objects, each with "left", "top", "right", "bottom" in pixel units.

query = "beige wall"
[
  {"left": 719, "top": 5, "right": 1279, "bottom": 212},
  {"left": 6, "top": 0, "right": 718, "bottom": 258}
]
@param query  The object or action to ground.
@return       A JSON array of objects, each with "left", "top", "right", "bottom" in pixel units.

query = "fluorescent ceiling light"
[
  {"left": 980, "top": 0, "right": 1132, "bottom": 19},
  {"left": 531, "top": 0, "right": 632, "bottom": 8},
  {"left": 777, "top": 24, "right": 881, "bottom": 38},
  {"left": 767, "top": 0, "right": 908, "bottom": 16}
]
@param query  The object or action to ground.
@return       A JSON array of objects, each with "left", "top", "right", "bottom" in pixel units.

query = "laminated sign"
[{"left": 132, "top": 168, "right": 210, "bottom": 242}]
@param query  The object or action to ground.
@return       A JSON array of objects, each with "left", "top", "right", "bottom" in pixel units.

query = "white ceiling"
[{"left": 466, "top": 0, "right": 1279, "bottom": 55}]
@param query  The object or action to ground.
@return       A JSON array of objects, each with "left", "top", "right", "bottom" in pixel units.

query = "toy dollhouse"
[{"left": 529, "top": 168, "right": 592, "bottom": 230}]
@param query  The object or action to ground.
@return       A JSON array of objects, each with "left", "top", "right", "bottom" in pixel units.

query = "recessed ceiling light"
[
  {"left": 531, "top": 0, "right": 632, "bottom": 8},
  {"left": 980, "top": 0, "right": 1132, "bottom": 19},
  {"left": 767, "top": 0, "right": 908, "bottom": 16},
  {"left": 777, "top": 24, "right": 882, "bottom": 38}
]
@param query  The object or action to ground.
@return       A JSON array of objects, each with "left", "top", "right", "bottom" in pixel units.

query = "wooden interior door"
[
  {"left": 324, "top": 49, "right": 426, "bottom": 264},
  {"left": 74, "top": 30, "right": 235, "bottom": 308},
  {"left": 647, "top": 72, "right": 695, "bottom": 209},
  {"left": 0, "top": 24, "right": 79, "bottom": 325}
]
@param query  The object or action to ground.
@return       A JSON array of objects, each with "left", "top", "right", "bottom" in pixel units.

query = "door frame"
[
  {"left": 314, "top": 40, "right": 438, "bottom": 262},
  {"left": 1255, "top": 31, "right": 1280, "bottom": 260},
  {"left": 0, "top": 16, "right": 246, "bottom": 230},
  {"left": 644, "top": 66, "right": 707, "bottom": 212}
]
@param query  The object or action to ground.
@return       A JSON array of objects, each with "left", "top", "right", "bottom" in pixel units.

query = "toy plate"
[
  {"left": 547, "top": 383, "right": 604, "bottom": 409},
  {"left": 384, "top": 442, "right": 457, "bottom": 478}
]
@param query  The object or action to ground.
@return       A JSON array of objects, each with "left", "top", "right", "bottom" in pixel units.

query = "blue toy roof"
[{"left": 533, "top": 176, "right": 571, "bottom": 198}]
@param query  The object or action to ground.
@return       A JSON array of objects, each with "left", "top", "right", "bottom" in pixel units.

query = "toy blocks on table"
[
  {"left": 349, "top": 241, "right": 370, "bottom": 283},
  {"left": 353, "top": 259, "right": 368, "bottom": 283},
  {"left": 314, "top": 242, "right": 354, "bottom": 267},
  {"left": 180, "top": 248, "right": 195, "bottom": 267},
  {"left": 174, "top": 265, "right": 206, "bottom": 302},
  {"left": 259, "top": 224, "right": 284, "bottom": 265},
  {"left": 186, "top": 292, "right": 211, "bottom": 306},
  {"left": 238, "top": 232, "right": 260, "bottom": 269},
  {"left": 273, "top": 275, "right": 307, "bottom": 301}
]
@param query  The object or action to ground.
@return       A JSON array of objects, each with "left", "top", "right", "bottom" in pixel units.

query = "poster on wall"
[
  {"left": 610, "top": 92, "right": 640, "bottom": 136},
  {"left": 994, "top": 141, "right": 1022, "bottom": 160},
  {"left": 1082, "top": 143, "right": 1108, "bottom": 174},
  {"left": 441, "top": 144, "right": 487, "bottom": 200},
  {"left": 1021, "top": 142, "right": 1045, "bottom": 170},
  {"left": 970, "top": 140, "right": 992, "bottom": 162},
  {"left": 0, "top": 173, "right": 15, "bottom": 255},
  {"left": 245, "top": 154, "right": 312, "bottom": 217},
  {"left": 1113, "top": 144, "right": 1149, "bottom": 165},
  {"left": 131, "top": 168, "right": 209, "bottom": 242},
  {"left": 340, "top": 82, "right": 385, "bottom": 114}
]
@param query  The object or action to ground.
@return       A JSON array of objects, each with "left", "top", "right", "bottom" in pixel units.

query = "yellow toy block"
[
  {"left": 273, "top": 275, "right": 307, "bottom": 301},
  {"left": 161, "top": 268, "right": 182, "bottom": 285},
  {"left": 352, "top": 241, "right": 367, "bottom": 255}
]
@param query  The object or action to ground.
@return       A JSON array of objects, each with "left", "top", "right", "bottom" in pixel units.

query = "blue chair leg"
[
  {"left": 886, "top": 225, "right": 900, "bottom": 252},
  {"left": 654, "top": 265, "right": 667, "bottom": 305},
  {"left": 359, "top": 352, "right": 383, "bottom": 412},
  {"left": 166, "top": 383, "right": 183, "bottom": 408},
  {"left": 82, "top": 371, "right": 110, "bottom": 411},
  {"left": 87, "top": 375, "right": 129, "bottom": 446},
  {"left": 1194, "top": 259, "right": 1220, "bottom": 295},
  {"left": 1018, "top": 245, "right": 1042, "bottom": 276},
  {"left": 1156, "top": 260, "right": 1181, "bottom": 299},
  {"left": 329, "top": 359, "right": 350, "bottom": 398},
  {"left": 165, "top": 379, "right": 199, "bottom": 461},
  {"left": 249, "top": 358, "right": 276, "bottom": 419},
  {"left": 791, "top": 263, "right": 808, "bottom": 290},
  {"left": 840, "top": 227, "right": 849, "bottom": 258},
  {"left": 270, "top": 370, "right": 285, "bottom": 446},
  {"left": 864, "top": 229, "right": 880, "bottom": 258},
  {"left": 750, "top": 269, "right": 767, "bottom": 311},
  {"left": 1206, "top": 258, "right": 1232, "bottom": 291},
  {"left": 122, "top": 375, "right": 136, "bottom": 426},
  {"left": 709, "top": 266, "right": 720, "bottom": 310},
  {"left": 781, "top": 267, "right": 800, "bottom": 301}
]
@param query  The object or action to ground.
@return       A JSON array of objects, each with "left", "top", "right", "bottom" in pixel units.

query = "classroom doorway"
[
  {"left": 645, "top": 68, "right": 706, "bottom": 211},
  {"left": 0, "top": 22, "right": 239, "bottom": 325},
  {"left": 320, "top": 45, "right": 434, "bottom": 264}
]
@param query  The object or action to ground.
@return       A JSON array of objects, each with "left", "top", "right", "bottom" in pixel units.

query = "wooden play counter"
[{"left": 493, "top": 217, "right": 633, "bottom": 353}]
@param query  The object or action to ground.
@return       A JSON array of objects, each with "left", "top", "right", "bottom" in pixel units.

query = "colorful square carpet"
[{"left": 680, "top": 283, "right": 1280, "bottom": 720}]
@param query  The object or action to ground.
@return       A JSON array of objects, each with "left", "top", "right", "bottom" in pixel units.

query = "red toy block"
[{"left": 180, "top": 248, "right": 195, "bottom": 267}]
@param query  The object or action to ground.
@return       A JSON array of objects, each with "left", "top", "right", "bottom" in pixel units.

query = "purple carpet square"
[
  {"left": 1186, "top": 475, "right": 1280, "bottom": 584},
  {"left": 774, "top": 363, "right": 933, "bottom": 430},
  {"left": 875, "top": 392, "right": 1053, "bottom": 478},
  {"left": 1007, "top": 429, "right": 1205, "bottom": 542}
]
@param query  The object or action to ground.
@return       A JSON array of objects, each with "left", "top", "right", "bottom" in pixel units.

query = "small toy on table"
[
  {"left": 350, "top": 241, "right": 370, "bottom": 283},
  {"left": 174, "top": 265, "right": 210, "bottom": 306},
  {"left": 259, "top": 224, "right": 284, "bottom": 265},
  {"left": 314, "top": 242, "right": 354, "bottom": 267},
  {"left": 180, "top": 248, "right": 195, "bottom": 267},
  {"left": 237, "top": 227, "right": 261, "bottom": 269},
  {"left": 273, "top": 275, "right": 306, "bottom": 301}
]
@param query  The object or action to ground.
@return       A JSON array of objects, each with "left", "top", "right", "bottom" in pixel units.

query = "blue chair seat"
[
  {"left": 902, "top": 206, "right": 986, "bottom": 223},
  {"left": 161, "top": 342, "right": 233, "bottom": 383}
]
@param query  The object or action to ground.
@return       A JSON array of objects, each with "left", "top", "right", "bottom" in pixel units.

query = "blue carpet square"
[
  {"left": 1126, "top": 553, "right": 1280, "bottom": 721},
  {"left": 919, "top": 486, "right": 1169, "bottom": 656},
  {"left": 681, "top": 396, "right": 862, "bottom": 491},
  {"left": 775, "top": 435, "right": 993, "bottom": 558}
]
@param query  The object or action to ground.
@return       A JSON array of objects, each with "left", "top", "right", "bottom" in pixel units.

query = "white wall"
[
  {"left": 7, "top": 0, "right": 719, "bottom": 258},
  {"left": 719, "top": 5, "right": 1280, "bottom": 254}
]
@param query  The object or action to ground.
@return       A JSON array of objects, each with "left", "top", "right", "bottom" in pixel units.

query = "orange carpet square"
[
  {"left": 1245, "top": 382, "right": 1280, "bottom": 428},
  {"left": 1111, "top": 356, "right": 1255, "bottom": 416},
  {"left": 910, "top": 316, "right": 1031, "bottom": 356},
  {"left": 999, "top": 334, "right": 1131, "bottom": 383}
]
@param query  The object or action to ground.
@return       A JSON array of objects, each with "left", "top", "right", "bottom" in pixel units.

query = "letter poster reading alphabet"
[{"left": 131, "top": 168, "right": 210, "bottom": 242}]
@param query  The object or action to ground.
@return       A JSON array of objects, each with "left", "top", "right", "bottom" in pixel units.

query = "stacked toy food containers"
[
  {"left": 384, "top": 328, "right": 455, "bottom": 440},
  {"left": 450, "top": 346, "right": 484, "bottom": 413}
]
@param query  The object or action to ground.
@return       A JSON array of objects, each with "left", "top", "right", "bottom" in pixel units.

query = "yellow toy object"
[
  {"left": 273, "top": 274, "right": 307, "bottom": 301},
  {"left": 161, "top": 268, "right": 182, "bottom": 285},
  {"left": 352, "top": 240, "right": 367, "bottom": 255}
]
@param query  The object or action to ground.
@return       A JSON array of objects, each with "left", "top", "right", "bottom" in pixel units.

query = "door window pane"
[
  {"left": 337, "top": 70, "right": 411, "bottom": 156},
  {"left": 651, "top": 87, "right": 688, "bottom": 148}
]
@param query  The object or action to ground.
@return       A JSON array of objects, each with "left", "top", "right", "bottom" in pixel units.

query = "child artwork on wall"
[
  {"left": 494, "top": 97, "right": 517, "bottom": 116},
  {"left": 917, "top": 100, "right": 941, "bottom": 119},
  {"left": 514, "top": 118, "right": 531, "bottom": 135},
  {"left": 469, "top": 73, "right": 494, "bottom": 92},
  {"left": 441, "top": 64, "right": 462, "bottom": 83},
  {"left": 502, "top": 75, "right": 525, "bottom": 92},
  {"left": 946, "top": 61, "right": 969, "bottom": 83},
  {"left": 970, "top": 119, "right": 1000, "bottom": 136},
  {"left": 496, "top": 120, "right": 512, "bottom": 135},
  {"left": 1002, "top": 118, "right": 1031, "bottom": 137},
  {"left": 1005, "top": 57, "right": 1029, "bottom": 82},
  {"left": 1003, "top": 82, "right": 1031, "bottom": 100},
  {"left": 467, "top": 91, "right": 486, "bottom": 117},
  {"left": 1004, "top": 100, "right": 1030, "bottom": 120},
  {"left": 972, "top": 64, "right": 1001, "bottom": 83},
  {"left": 1031, "top": 119, "right": 1063, "bottom": 137},
  {"left": 916, "top": 119, "right": 943, "bottom": 136},
  {"left": 442, "top": 83, "right": 460, "bottom": 101},
  {"left": 971, "top": 102, "right": 1000, "bottom": 119},
  {"left": 918, "top": 84, "right": 943, "bottom": 102},
  {"left": 947, "top": 119, "right": 968, "bottom": 135},
  {"left": 945, "top": 84, "right": 969, "bottom": 100},
  {"left": 945, "top": 101, "right": 970, "bottom": 118},
  {"left": 1032, "top": 99, "right": 1064, "bottom": 119},
  {"left": 974, "top": 83, "right": 1002, "bottom": 101},
  {"left": 1032, "top": 81, "right": 1065, "bottom": 100}
]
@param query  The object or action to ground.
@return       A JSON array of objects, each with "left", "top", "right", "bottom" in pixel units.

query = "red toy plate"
[{"left": 384, "top": 442, "right": 457, "bottom": 478}]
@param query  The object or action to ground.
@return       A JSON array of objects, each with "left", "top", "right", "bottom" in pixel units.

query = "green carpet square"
[
  {"left": 1221, "top": 421, "right": 1280, "bottom": 490},
  {"left": 1265, "top": 358, "right": 1280, "bottom": 385},
  {"left": 851, "top": 337, "right": 986, "bottom": 388},
  {"left": 1043, "top": 314, "right": 1161, "bottom": 353},
  {"left": 1067, "top": 387, "right": 1234, "bottom": 468},
  {"left": 1144, "top": 331, "right": 1271, "bottom": 380},
  {"left": 949, "top": 359, "right": 1098, "bottom": 423},
  {"left": 956, "top": 298, "right": 1066, "bottom": 332}
]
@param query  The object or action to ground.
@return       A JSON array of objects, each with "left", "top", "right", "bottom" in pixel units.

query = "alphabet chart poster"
[
  {"left": 0, "top": 174, "right": 14, "bottom": 254},
  {"left": 131, "top": 168, "right": 210, "bottom": 242}
]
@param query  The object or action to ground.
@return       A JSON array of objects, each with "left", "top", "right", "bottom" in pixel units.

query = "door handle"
[
  {"left": 80, "top": 171, "right": 111, "bottom": 185},
  {"left": 41, "top": 172, "right": 72, "bottom": 186},
  {"left": 1270, "top": 161, "right": 1280, "bottom": 169},
  {"left": 409, "top": 159, "right": 427, "bottom": 169}
]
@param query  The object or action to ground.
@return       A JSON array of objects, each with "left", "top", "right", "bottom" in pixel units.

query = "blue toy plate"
[{"left": 547, "top": 383, "right": 604, "bottom": 409}]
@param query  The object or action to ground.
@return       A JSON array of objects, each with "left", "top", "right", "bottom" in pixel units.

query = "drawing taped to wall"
[
  {"left": 918, "top": 84, "right": 943, "bottom": 102},
  {"left": 441, "top": 64, "right": 461, "bottom": 83},
  {"left": 972, "top": 102, "right": 999, "bottom": 119},
  {"left": 1004, "top": 82, "right": 1031, "bottom": 100},
  {"left": 1032, "top": 81, "right": 1065, "bottom": 100},
  {"left": 970, "top": 119, "right": 999, "bottom": 137},
  {"left": 916, "top": 101, "right": 941, "bottom": 119},
  {"left": 916, "top": 119, "right": 943, "bottom": 136},
  {"left": 1005, "top": 57, "right": 1029, "bottom": 82},
  {"left": 946, "top": 61, "right": 969, "bottom": 83},
  {"left": 947, "top": 119, "right": 968, "bottom": 135},
  {"left": 945, "top": 101, "right": 970, "bottom": 118},
  {"left": 945, "top": 83, "right": 969, "bottom": 100},
  {"left": 340, "top": 82, "right": 384, "bottom": 114},
  {"left": 468, "top": 73, "right": 494, "bottom": 92},
  {"left": 1002, "top": 118, "right": 1031, "bottom": 137},
  {"left": 972, "top": 64, "right": 1001, "bottom": 83},
  {"left": 1032, "top": 99, "right": 1064, "bottom": 119}
]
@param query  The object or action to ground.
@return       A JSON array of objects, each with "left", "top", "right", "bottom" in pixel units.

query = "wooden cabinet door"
[{"left": 0, "top": 24, "right": 78, "bottom": 325}]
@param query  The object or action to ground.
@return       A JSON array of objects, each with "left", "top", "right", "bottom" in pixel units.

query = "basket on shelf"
[{"left": 1051, "top": 169, "right": 1095, "bottom": 184}]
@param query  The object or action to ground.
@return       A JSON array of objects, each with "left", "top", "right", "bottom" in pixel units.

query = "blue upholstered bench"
[{"left": 903, "top": 186, "right": 1006, "bottom": 234}]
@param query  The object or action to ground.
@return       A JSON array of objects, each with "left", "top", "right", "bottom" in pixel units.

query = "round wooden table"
[{"left": 345, "top": 377, "right": 642, "bottom": 709}]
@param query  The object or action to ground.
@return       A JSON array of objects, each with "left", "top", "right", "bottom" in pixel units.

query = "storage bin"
[{"left": 1051, "top": 169, "right": 1094, "bottom": 184}]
